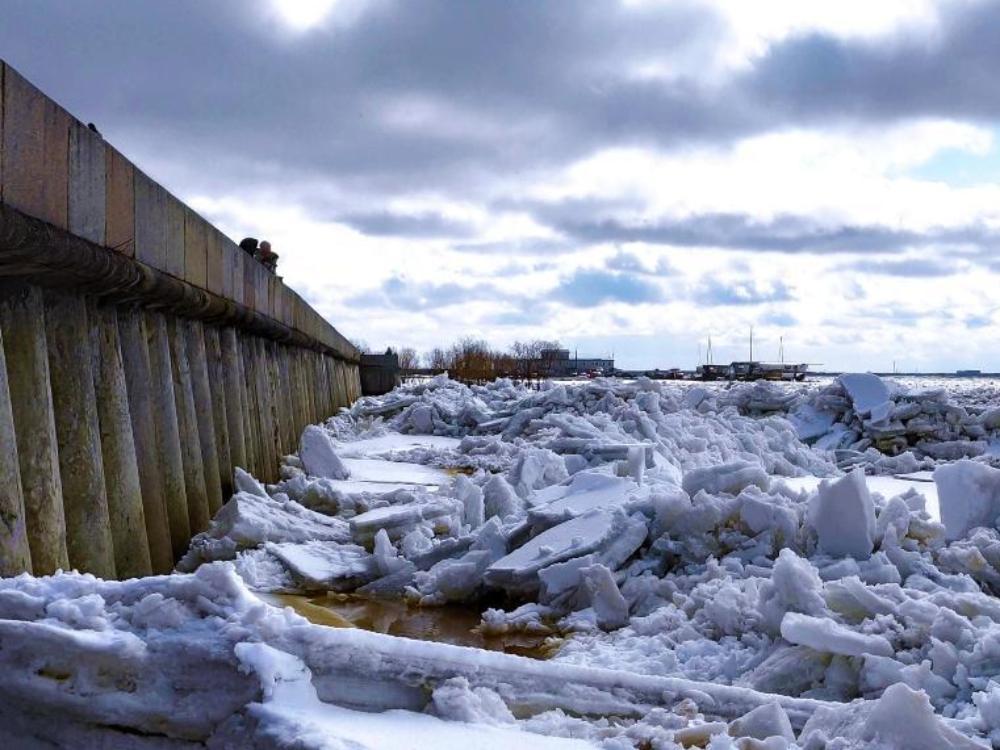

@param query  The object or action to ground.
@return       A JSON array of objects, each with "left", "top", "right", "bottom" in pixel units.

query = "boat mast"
[{"left": 749, "top": 326, "right": 754, "bottom": 362}]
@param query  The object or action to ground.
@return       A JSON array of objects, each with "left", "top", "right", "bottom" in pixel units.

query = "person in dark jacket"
[{"left": 239, "top": 237, "right": 259, "bottom": 256}]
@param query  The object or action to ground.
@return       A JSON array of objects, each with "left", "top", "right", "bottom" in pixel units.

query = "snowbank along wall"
[{"left": 0, "top": 61, "right": 361, "bottom": 578}]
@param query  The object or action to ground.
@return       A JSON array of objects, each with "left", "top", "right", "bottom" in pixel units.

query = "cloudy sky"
[{"left": 4, "top": 0, "right": 1000, "bottom": 371}]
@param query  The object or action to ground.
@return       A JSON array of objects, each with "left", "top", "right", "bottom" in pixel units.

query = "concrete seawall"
[{"left": 0, "top": 60, "right": 361, "bottom": 577}]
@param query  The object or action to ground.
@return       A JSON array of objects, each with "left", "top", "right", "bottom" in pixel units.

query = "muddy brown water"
[{"left": 259, "top": 592, "right": 560, "bottom": 659}]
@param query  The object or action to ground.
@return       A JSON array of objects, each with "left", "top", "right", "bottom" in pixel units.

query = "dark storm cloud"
[
  {"left": 0, "top": 0, "right": 736, "bottom": 198},
  {"left": 745, "top": 2, "right": 1000, "bottom": 125},
  {"left": 5, "top": 0, "right": 1000, "bottom": 256},
  {"left": 525, "top": 202, "right": 1000, "bottom": 259}
]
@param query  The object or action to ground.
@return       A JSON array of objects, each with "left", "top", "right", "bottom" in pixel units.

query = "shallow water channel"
[{"left": 259, "top": 592, "right": 560, "bottom": 659}]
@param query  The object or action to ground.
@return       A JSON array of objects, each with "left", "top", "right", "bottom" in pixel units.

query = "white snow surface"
[{"left": 6, "top": 373, "right": 1000, "bottom": 748}]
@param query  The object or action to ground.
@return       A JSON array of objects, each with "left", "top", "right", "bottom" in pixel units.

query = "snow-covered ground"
[{"left": 5, "top": 374, "right": 1000, "bottom": 748}]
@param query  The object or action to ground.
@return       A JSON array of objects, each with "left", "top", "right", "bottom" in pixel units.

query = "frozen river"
[{"left": 3, "top": 373, "right": 1000, "bottom": 748}]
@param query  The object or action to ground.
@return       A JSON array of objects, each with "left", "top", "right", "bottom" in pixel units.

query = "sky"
[{"left": 3, "top": 0, "right": 1000, "bottom": 372}]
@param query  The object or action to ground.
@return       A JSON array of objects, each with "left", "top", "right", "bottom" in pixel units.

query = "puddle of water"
[{"left": 259, "top": 592, "right": 560, "bottom": 659}]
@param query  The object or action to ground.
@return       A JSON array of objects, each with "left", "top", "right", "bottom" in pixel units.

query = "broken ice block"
[
  {"left": 934, "top": 460, "right": 1000, "bottom": 541},
  {"left": 299, "top": 425, "right": 350, "bottom": 480},
  {"left": 808, "top": 469, "right": 875, "bottom": 558},
  {"left": 780, "top": 611, "right": 893, "bottom": 657}
]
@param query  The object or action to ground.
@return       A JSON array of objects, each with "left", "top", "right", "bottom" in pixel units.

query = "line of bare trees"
[{"left": 374, "top": 338, "right": 562, "bottom": 383}]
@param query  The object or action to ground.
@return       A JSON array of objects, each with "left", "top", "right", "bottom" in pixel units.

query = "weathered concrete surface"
[
  {"left": 185, "top": 319, "right": 224, "bottom": 517},
  {"left": 2, "top": 64, "right": 70, "bottom": 230},
  {"left": 0, "top": 59, "right": 362, "bottom": 578},
  {"left": 145, "top": 311, "right": 191, "bottom": 560},
  {"left": 134, "top": 170, "right": 168, "bottom": 271},
  {"left": 69, "top": 119, "right": 106, "bottom": 245},
  {"left": 0, "top": 283, "right": 68, "bottom": 574},
  {"left": 167, "top": 317, "right": 210, "bottom": 536},
  {"left": 221, "top": 327, "right": 248, "bottom": 476},
  {"left": 0, "top": 319, "right": 32, "bottom": 576},
  {"left": 44, "top": 290, "right": 115, "bottom": 578},
  {"left": 204, "top": 325, "right": 234, "bottom": 500},
  {"left": 90, "top": 301, "right": 152, "bottom": 579},
  {"left": 104, "top": 145, "right": 135, "bottom": 256},
  {"left": 117, "top": 306, "right": 173, "bottom": 573},
  {"left": 183, "top": 208, "right": 208, "bottom": 289}
]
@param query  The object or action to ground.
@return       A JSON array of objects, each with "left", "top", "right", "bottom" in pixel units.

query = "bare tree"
[
  {"left": 425, "top": 347, "right": 450, "bottom": 371},
  {"left": 397, "top": 347, "right": 418, "bottom": 372}
]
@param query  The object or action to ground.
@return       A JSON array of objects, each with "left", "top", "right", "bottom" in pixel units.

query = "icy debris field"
[{"left": 6, "top": 374, "right": 1000, "bottom": 748}]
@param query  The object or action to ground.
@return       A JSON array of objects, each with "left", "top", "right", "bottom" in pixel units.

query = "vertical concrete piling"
[
  {"left": 145, "top": 311, "right": 190, "bottom": 560},
  {"left": 0, "top": 322, "right": 32, "bottom": 576},
  {"left": 240, "top": 335, "right": 261, "bottom": 479},
  {"left": 167, "top": 317, "right": 210, "bottom": 535},
  {"left": 0, "top": 283, "right": 68, "bottom": 574},
  {"left": 277, "top": 346, "right": 296, "bottom": 452},
  {"left": 220, "top": 327, "right": 248, "bottom": 474},
  {"left": 44, "top": 290, "right": 116, "bottom": 578},
  {"left": 89, "top": 301, "right": 152, "bottom": 579},
  {"left": 185, "top": 320, "right": 224, "bottom": 516},
  {"left": 117, "top": 307, "right": 173, "bottom": 573},
  {"left": 204, "top": 326, "right": 233, "bottom": 499},
  {"left": 0, "top": 59, "right": 362, "bottom": 578}
]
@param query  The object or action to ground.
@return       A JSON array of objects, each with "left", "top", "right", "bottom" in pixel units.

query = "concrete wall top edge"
[{"left": 0, "top": 58, "right": 358, "bottom": 360}]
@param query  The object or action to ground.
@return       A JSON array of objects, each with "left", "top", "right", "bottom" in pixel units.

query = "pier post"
[
  {"left": 167, "top": 318, "right": 210, "bottom": 535},
  {"left": 185, "top": 320, "right": 224, "bottom": 516},
  {"left": 253, "top": 338, "right": 278, "bottom": 482},
  {"left": 0, "top": 321, "right": 32, "bottom": 576},
  {"left": 220, "top": 328, "right": 248, "bottom": 475},
  {"left": 145, "top": 310, "right": 190, "bottom": 560},
  {"left": 117, "top": 307, "right": 173, "bottom": 573},
  {"left": 277, "top": 345, "right": 296, "bottom": 452},
  {"left": 89, "top": 301, "right": 152, "bottom": 578},
  {"left": 204, "top": 326, "right": 233, "bottom": 500},
  {"left": 0, "top": 283, "right": 68, "bottom": 574},
  {"left": 240, "top": 335, "right": 263, "bottom": 479},
  {"left": 44, "top": 290, "right": 115, "bottom": 578}
]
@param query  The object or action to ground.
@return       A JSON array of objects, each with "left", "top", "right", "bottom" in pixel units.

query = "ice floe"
[{"left": 7, "top": 373, "right": 1000, "bottom": 747}]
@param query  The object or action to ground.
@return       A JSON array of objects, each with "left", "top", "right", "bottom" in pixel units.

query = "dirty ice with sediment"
[{"left": 7, "top": 374, "right": 1000, "bottom": 747}]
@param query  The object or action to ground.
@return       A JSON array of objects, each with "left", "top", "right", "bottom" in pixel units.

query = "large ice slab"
[
  {"left": 485, "top": 508, "right": 645, "bottom": 593},
  {"left": 266, "top": 541, "right": 377, "bottom": 589},
  {"left": 341, "top": 457, "right": 451, "bottom": 486},
  {"left": 349, "top": 498, "right": 463, "bottom": 543},
  {"left": 178, "top": 491, "right": 351, "bottom": 570},
  {"left": 334, "top": 434, "right": 462, "bottom": 458},
  {"left": 839, "top": 373, "right": 891, "bottom": 416},
  {"left": 934, "top": 460, "right": 1000, "bottom": 541},
  {"left": 807, "top": 469, "right": 876, "bottom": 559},
  {"left": 780, "top": 612, "right": 893, "bottom": 657},
  {"left": 527, "top": 471, "right": 637, "bottom": 526},
  {"left": 300, "top": 425, "right": 350, "bottom": 480}
]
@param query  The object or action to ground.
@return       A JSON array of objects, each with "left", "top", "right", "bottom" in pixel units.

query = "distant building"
[
  {"left": 537, "top": 348, "right": 614, "bottom": 377},
  {"left": 360, "top": 349, "right": 401, "bottom": 395}
]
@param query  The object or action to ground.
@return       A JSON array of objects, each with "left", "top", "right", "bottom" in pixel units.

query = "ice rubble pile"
[
  {"left": 163, "top": 376, "right": 1000, "bottom": 746},
  {"left": 181, "top": 376, "right": 834, "bottom": 595},
  {"left": 1, "top": 561, "right": 996, "bottom": 749},
  {"left": 11, "top": 374, "right": 1000, "bottom": 747},
  {"left": 792, "top": 373, "right": 1000, "bottom": 470}
]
